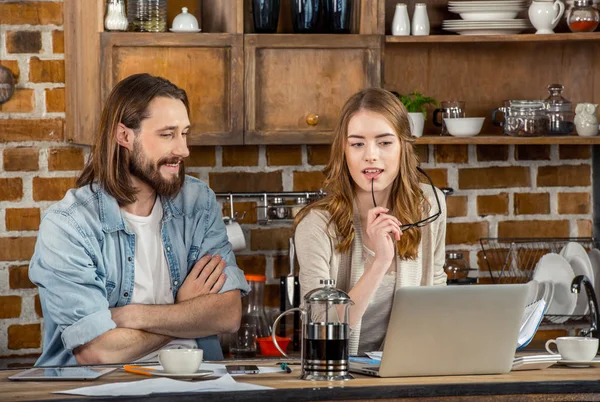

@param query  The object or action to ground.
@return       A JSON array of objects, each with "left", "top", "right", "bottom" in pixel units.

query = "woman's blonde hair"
[{"left": 295, "top": 88, "right": 427, "bottom": 259}]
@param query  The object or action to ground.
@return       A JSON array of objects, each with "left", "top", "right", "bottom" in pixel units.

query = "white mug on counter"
[{"left": 545, "top": 336, "right": 598, "bottom": 361}]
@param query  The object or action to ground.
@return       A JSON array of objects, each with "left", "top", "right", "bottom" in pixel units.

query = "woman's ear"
[{"left": 115, "top": 123, "right": 134, "bottom": 150}]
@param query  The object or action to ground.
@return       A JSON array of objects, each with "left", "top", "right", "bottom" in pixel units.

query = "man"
[{"left": 29, "top": 73, "right": 250, "bottom": 366}]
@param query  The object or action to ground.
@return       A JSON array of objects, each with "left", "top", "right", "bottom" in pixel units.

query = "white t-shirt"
[{"left": 121, "top": 197, "right": 197, "bottom": 361}]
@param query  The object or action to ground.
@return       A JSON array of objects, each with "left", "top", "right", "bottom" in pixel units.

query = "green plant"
[{"left": 393, "top": 90, "right": 439, "bottom": 119}]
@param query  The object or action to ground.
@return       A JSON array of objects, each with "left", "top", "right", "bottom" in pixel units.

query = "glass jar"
[
  {"left": 567, "top": 0, "right": 600, "bottom": 32},
  {"left": 544, "top": 84, "right": 575, "bottom": 135},
  {"left": 268, "top": 197, "right": 289, "bottom": 219},
  {"left": 504, "top": 100, "right": 550, "bottom": 137},
  {"left": 232, "top": 275, "right": 271, "bottom": 357},
  {"left": 127, "top": 0, "right": 168, "bottom": 32},
  {"left": 443, "top": 252, "right": 470, "bottom": 280}
]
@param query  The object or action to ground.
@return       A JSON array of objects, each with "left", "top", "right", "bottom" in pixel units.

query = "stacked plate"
[{"left": 444, "top": 0, "right": 530, "bottom": 36}]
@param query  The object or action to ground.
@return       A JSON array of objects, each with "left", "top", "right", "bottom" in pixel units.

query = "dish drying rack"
[{"left": 480, "top": 237, "right": 598, "bottom": 326}]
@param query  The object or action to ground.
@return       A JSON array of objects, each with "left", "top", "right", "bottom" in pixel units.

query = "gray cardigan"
[{"left": 295, "top": 183, "right": 447, "bottom": 354}]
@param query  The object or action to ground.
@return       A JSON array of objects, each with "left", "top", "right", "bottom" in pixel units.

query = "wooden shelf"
[
  {"left": 414, "top": 135, "right": 600, "bottom": 145},
  {"left": 386, "top": 32, "right": 600, "bottom": 44}
]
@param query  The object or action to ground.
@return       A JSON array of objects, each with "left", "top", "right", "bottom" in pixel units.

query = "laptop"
[{"left": 350, "top": 284, "right": 528, "bottom": 377}]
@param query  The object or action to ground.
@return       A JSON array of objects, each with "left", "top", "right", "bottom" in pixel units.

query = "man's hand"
[{"left": 176, "top": 254, "right": 227, "bottom": 303}]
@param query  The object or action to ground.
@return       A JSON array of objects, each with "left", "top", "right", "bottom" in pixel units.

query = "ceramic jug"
[
  {"left": 574, "top": 103, "right": 599, "bottom": 137},
  {"left": 391, "top": 3, "right": 410, "bottom": 36},
  {"left": 528, "top": 0, "right": 565, "bottom": 34}
]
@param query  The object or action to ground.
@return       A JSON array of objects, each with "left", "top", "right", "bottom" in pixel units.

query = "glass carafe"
[
  {"left": 272, "top": 279, "right": 354, "bottom": 381},
  {"left": 127, "top": 0, "right": 167, "bottom": 32},
  {"left": 504, "top": 100, "right": 550, "bottom": 137},
  {"left": 544, "top": 84, "right": 575, "bottom": 135},
  {"left": 243, "top": 274, "right": 271, "bottom": 339}
]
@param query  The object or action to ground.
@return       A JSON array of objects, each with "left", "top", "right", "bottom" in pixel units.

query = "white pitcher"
[
  {"left": 391, "top": 3, "right": 410, "bottom": 36},
  {"left": 574, "top": 103, "right": 599, "bottom": 137},
  {"left": 528, "top": 0, "right": 565, "bottom": 34}
]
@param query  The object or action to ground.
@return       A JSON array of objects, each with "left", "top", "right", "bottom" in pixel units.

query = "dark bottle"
[
  {"left": 292, "top": 0, "right": 322, "bottom": 33},
  {"left": 252, "top": 0, "right": 281, "bottom": 33},
  {"left": 324, "top": 0, "right": 351, "bottom": 33}
]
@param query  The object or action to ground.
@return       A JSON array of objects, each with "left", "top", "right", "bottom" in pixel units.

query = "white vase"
[
  {"left": 391, "top": 3, "right": 410, "bottom": 36},
  {"left": 574, "top": 103, "right": 599, "bottom": 137},
  {"left": 528, "top": 0, "right": 565, "bottom": 34},
  {"left": 105, "top": 0, "right": 128, "bottom": 31},
  {"left": 412, "top": 3, "right": 430, "bottom": 36},
  {"left": 408, "top": 112, "right": 425, "bottom": 138}
]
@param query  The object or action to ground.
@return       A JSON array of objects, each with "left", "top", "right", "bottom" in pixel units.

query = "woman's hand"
[{"left": 365, "top": 207, "right": 402, "bottom": 267}]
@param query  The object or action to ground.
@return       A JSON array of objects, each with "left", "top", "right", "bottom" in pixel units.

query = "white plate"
[
  {"left": 169, "top": 28, "right": 202, "bottom": 33},
  {"left": 532, "top": 253, "right": 577, "bottom": 321},
  {"left": 525, "top": 280, "right": 539, "bottom": 306},
  {"left": 588, "top": 248, "right": 600, "bottom": 297},
  {"left": 148, "top": 369, "right": 214, "bottom": 378},
  {"left": 568, "top": 255, "right": 592, "bottom": 315},
  {"left": 457, "top": 11, "right": 520, "bottom": 20},
  {"left": 443, "top": 27, "right": 527, "bottom": 35},
  {"left": 449, "top": 1, "right": 526, "bottom": 5},
  {"left": 560, "top": 242, "right": 594, "bottom": 284},
  {"left": 554, "top": 358, "right": 600, "bottom": 368},
  {"left": 443, "top": 19, "right": 529, "bottom": 25}
]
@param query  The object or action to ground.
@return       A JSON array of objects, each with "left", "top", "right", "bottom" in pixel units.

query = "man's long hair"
[
  {"left": 76, "top": 73, "right": 190, "bottom": 205},
  {"left": 294, "top": 88, "right": 427, "bottom": 259}
]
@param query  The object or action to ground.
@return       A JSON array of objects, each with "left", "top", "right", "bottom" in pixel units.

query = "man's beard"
[{"left": 129, "top": 140, "right": 184, "bottom": 198}]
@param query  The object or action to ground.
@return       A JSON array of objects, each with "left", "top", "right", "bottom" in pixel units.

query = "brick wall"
[{"left": 0, "top": 1, "right": 593, "bottom": 358}]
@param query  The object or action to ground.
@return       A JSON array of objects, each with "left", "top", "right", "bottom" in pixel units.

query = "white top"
[{"left": 121, "top": 197, "right": 197, "bottom": 360}]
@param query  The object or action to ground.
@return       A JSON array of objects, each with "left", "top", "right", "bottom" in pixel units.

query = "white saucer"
[
  {"left": 169, "top": 28, "right": 202, "bottom": 33},
  {"left": 149, "top": 369, "right": 213, "bottom": 378},
  {"left": 555, "top": 358, "right": 600, "bottom": 368}
]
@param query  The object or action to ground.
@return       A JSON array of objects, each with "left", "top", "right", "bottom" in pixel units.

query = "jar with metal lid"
[
  {"left": 443, "top": 252, "right": 470, "bottom": 280},
  {"left": 544, "top": 84, "right": 575, "bottom": 135},
  {"left": 567, "top": 0, "right": 600, "bottom": 32},
  {"left": 268, "top": 197, "right": 289, "bottom": 219},
  {"left": 504, "top": 100, "right": 550, "bottom": 137}
]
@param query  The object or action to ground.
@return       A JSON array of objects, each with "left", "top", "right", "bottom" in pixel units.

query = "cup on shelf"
[
  {"left": 433, "top": 101, "right": 466, "bottom": 135},
  {"left": 545, "top": 336, "right": 599, "bottom": 361}
]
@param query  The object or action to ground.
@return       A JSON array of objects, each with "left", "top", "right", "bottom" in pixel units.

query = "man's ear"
[{"left": 115, "top": 123, "right": 134, "bottom": 151}]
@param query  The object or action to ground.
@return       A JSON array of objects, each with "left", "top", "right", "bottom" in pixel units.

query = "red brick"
[
  {"left": 0, "top": 296, "right": 22, "bottom": 318},
  {"left": 5, "top": 208, "right": 41, "bottom": 231},
  {"left": 537, "top": 165, "right": 591, "bottom": 187},
  {"left": 446, "top": 196, "right": 467, "bottom": 218},
  {"left": 446, "top": 222, "right": 488, "bottom": 245},
  {"left": 8, "top": 324, "right": 41, "bottom": 350},
  {"left": 33, "top": 177, "right": 77, "bottom": 201},
  {"left": 187, "top": 146, "right": 216, "bottom": 167},
  {"left": 0, "top": 2, "right": 63, "bottom": 25},
  {"left": 0, "top": 178, "right": 23, "bottom": 201},
  {"left": 559, "top": 145, "right": 591, "bottom": 160},
  {"left": 515, "top": 145, "right": 551, "bottom": 161},
  {"left": 0, "top": 119, "right": 64, "bottom": 142},
  {"left": 0, "top": 89, "right": 34, "bottom": 113},
  {"left": 414, "top": 144, "right": 429, "bottom": 164},
  {"left": 459, "top": 167, "right": 530, "bottom": 189},
  {"left": 514, "top": 193, "right": 550, "bottom": 215},
  {"left": 250, "top": 227, "right": 294, "bottom": 251},
  {"left": 34, "top": 294, "right": 43, "bottom": 318},
  {"left": 498, "top": 220, "right": 569, "bottom": 238},
  {"left": 434, "top": 145, "right": 468, "bottom": 164},
  {"left": 477, "top": 193, "right": 509, "bottom": 216},
  {"left": 558, "top": 192, "right": 590, "bottom": 214},
  {"left": 476, "top": 145, "right": 508, "bottom": 162},
  {"left": 48, "top": 147, "right": 84, "bottom": 171},
  {"left": 235, "top": 254, "right": 266, "bottom": 276},
  {"left": 0, "top": 237, "right": 37, "bottom": 261},
  {"left": 9, "top": 265, "right": 36, "bottom": 289},
  {"left": 45, "top": 88, "right": 65, "bottom": 113},
  {"left": 307, "top": 145, "right": 331, "bottom": 165},
  {"left": 422, "top": 168, "right": 448, "bottom": 188},
  {"left": 0, "top": 60, "right": 20, "bottom": 83},
  {"left": 267, "top": 145, "right": 302, "bottom": 166},
  {"left": 578, "top": 219, "right": 592, "bottom": 237},
  {"left": 52, "top": 30, "right": 64, "bottom": 53},
  {"left": 222, "top": 146, "right": 259, "bottom": 166},
  {"left": 29, "top": 57, "right": 65, "bottom": 83},
  {"left": 293, "top": 171, "right": 325, "bottom": 191},
  {"left": 222, "top": 201, "right": 257, "bottom": 224},
  {"left": 3, "top": 147, "right": 39, "bottom": 171},
  {"left": 6, "top": 31, "right": 42, "bottom": 54},
  {"left": 209, "top": 171, "right": 282, "bottom": 192}
]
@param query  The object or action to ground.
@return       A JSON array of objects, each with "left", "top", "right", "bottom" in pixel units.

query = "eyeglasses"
[{"left": 370, "top": 166, "right": 442, "bottom": 232}]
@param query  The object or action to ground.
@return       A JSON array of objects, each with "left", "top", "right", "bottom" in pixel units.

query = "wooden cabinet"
[{"left": 244, "top": 34, "right": 381, "bottom": 144}]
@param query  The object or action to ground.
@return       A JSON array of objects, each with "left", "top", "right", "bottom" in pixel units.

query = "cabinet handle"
[{"left": 306, "top": 113, "right": 319, "bottom": 126}]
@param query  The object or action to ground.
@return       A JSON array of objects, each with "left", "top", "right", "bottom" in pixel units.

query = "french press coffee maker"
[{"left": 272, "top": 279, "right": 354, "bottom": 381}]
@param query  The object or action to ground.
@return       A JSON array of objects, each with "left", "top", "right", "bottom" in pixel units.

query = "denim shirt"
[{"left": 29, "top": 176, "right": 250, "bottom": 367}]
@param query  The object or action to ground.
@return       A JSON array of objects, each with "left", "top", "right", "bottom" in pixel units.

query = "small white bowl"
[
  {"left": 444, "top": 117, "right": 485, "bottom": 137},
  {"left": 158, "top": 348, "right": 203, "bottom": 374}
]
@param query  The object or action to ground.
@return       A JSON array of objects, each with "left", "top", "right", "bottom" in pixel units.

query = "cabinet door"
[
  {"left": 244, "top": 35, "right": 382, "bottom": 144},
  {"left": 101, "top": 33, "right": 243, "bottom": 145}
]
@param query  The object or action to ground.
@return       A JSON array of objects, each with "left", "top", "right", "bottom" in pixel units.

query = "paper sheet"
[{"left": 56, "top": 374, "right": 272, "bottom": 397}]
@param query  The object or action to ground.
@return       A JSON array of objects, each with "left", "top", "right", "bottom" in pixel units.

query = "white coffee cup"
[
  {"left": 158, "top": 348, "right": 203, "bottom": 374},
  {"left": 545, "top": 336, "right": 598, "bottom": 361}
]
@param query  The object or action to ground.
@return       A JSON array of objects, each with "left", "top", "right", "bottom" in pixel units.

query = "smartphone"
[{"left": 225, "top": 364, "right": 260, "bottom": 374}]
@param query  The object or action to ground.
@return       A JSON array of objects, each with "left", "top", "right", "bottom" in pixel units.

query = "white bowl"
[
  {"left": 458, "top": 11, "right": 520, "bottom": 20},
  {"left": 171, "top": 7, "right": 201, "bottom": 32},
  {"left": 444, "top": 117, "right": 485, "bottom": 137},
  {"left": 158, "top": 349, "right": 203, "bottom": 374}
]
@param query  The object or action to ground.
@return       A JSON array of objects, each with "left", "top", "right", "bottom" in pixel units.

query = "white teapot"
[
  {"left": 528, "top": 0, "right": 565, "bottom": 34},
  {"left": 574, "top": 103, "right": 599, "bottom": 137}
]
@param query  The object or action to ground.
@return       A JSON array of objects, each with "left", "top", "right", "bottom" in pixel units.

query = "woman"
[{"left": 294, "top": 88, "right": 447, "bottom": 355}]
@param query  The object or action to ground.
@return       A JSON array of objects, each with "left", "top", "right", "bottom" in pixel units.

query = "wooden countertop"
[{"left": 1, "top": 361, "right": 599, "bottom": 401}]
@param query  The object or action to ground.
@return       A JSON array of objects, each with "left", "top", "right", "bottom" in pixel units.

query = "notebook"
[{"left": 349, "top": 284, "right": 528, "bottom": 377}]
